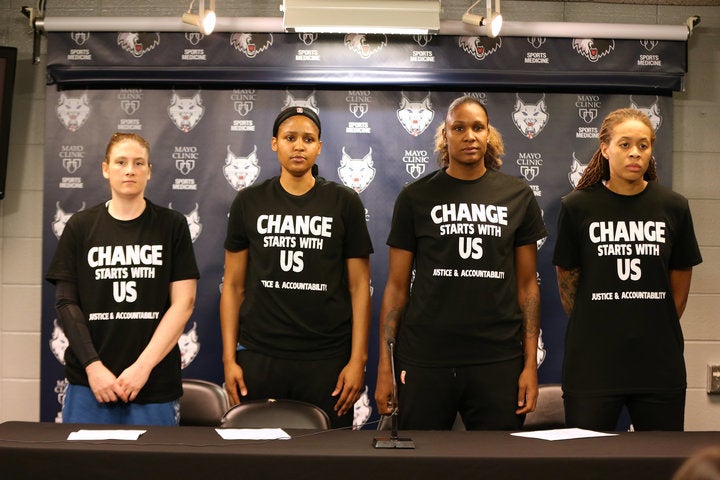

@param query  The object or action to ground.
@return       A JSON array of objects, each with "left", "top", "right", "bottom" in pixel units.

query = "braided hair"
[
  {"left": 575, "top": 108, "right": 658, "bottom": 190},
  {"left": 434, "top": 96, "right": 504, "bottom": 170}
]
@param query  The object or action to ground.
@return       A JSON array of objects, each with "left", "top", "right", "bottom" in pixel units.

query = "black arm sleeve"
[{"left": 55, "top": 280, "right": 100, "bottom": 367}]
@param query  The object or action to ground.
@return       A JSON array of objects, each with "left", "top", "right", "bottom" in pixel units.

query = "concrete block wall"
[{"left": 0, "top": 0, "right": 718, "bottom": 428}]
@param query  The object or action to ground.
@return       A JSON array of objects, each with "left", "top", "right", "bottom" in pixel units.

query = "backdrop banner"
[{"left": 41, "top": 32, "right": 678, "bottom": 427}]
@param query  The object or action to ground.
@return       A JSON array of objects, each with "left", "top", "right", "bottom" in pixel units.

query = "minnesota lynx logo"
[
  {"left": 568, "top": 153, "right": 587, "bottom": 188},
  {"left": 344, "top": 34, "right": 387, "bottom": 59},
  {"left": 512, "top": 94, "right": 549, "bottom": 139},
  {"left": 179, "top": 321, "right": 200, "bottom": 369},
  {"left": 168, "top": 91, "right": 205, "bottom": 132},
  {"left": 169, "top": 203, "right": 202, "bottom": 243},
  {"left": 572, "top": 38, "right": 615, "bottom": 62},
  {"left": 338, "top": 147, "right": 375, "bottom": 193},
  {"left": 56, "top": 92, "right": 90, "bottom": 132},
  {"left": 52, "top": 201, "right": 85, "bottom": 239},
  {"left": 283, "top": 91, "right": 318, "bottom": 114},
  {"left": 537, "top": 329, "right": 546, "bottom": 367},
  {"left": 230, "top": 33, "right": 273, "bottom": 58},
  {"left": 353, "top": 386, "right": 373, "bottom": 430},
  {"left": 397, "top": 93, "right": 434, "bottom": 137},
  {"left": 459, "top": 36, "right": 502, "bottom": 61},
  {"left": 49, "top": 319, "right": 69, "bottom": 364},
  {"left": 223, "top": 145, "right": 261, "bottom": 191},
  {"left": 117, "top": 32, "right": 160, "bottom": 58},
  {"left": 630, "top": 96, "right": 662, "bottom": 131}
]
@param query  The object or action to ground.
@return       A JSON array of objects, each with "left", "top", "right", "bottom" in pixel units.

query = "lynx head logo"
[
  {"left": 537, "top": 328, "right": 546, "bottom": 367},
  {"left": 178, "top": 321, "right": 200, "bottom": 369},
  {"left": 185, "top": 32, "right": 203, "bottom": 46},
  {"left": 230, "top": 33, "right": 273, "bottom": 58},
  {"left": 56, "top": 92, "right": 90, "bottom": 132},
  {"left": 52, "top": 201, "right": 85, "bottom": 239},
  {"left": 568, "top": 152, "right": 587, "bottom": 188},
  {"left": 572, "top": 38, "right": 615, "bottom": 62},
  {"left": 537, "top": 210, "right": 546, "bottom": 251},
  {"left": 459, "top": 36, "right": 502, "bottom": 61},
  {"left": 397, "top": 93, "right": 434, "bottom": 137},
  {"left": 117, "top": 32, "right": 160, "bottom": 58},
  {"left": 344, "top": 34, "right": 387, "bottom": 59},
  {"left": 527, "top": 37, "right": 546, "bottom": 49},
  {"left": 169, "top": 203, "right": 202, "bottom": 243},
  {"left": 338, "top": 147, "right": 375, "bottom": 193},
  {"left": 168, "top": 91, "right": 205, "bottom": 132},
  {"left": 282, "top": 91, "right": 319, "bottom": 114},
  {"left": 353, "top": 385, "right": 372, "bottom": 430},
  {"left": 512, "top": 94, "right": 549, "bottom": 139},
  {"left": 71, "top": 32, "right": 90, "bottom": 46},
  {"left": 630, "top": 96, "right": 662, "bottom": 131},
  {"left": 223, "top": 145, "right": 261, "bottom": 191},
  {"left": 49, "top": 319, "right": 69, "bottom": 364}
]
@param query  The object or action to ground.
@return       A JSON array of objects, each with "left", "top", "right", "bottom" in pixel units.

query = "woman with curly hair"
[{"left": 375, "top": 96, "right": 546, "bottom": 430}]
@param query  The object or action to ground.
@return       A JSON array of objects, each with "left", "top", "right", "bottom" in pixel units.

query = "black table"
[{"left": 1, "top": 421, "right": 719, "bottom": 480}]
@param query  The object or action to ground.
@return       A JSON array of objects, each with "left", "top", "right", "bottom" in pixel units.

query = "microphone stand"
[{"left": 373, "top": 339, "right": 415, "bottom": 449}]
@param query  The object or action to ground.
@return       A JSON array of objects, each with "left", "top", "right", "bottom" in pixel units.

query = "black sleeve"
[{"left": 55, "top": 280, "right": 100, "bottom": 367}]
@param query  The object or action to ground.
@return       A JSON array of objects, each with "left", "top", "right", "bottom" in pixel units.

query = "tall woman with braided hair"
[{"left": 553, "top": 108, "right": 702, "bottom": 431}]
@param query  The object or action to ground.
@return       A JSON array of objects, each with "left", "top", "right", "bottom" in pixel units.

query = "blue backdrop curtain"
[{"left": 40, "top": 31, "right": 684, "bottom": 425}]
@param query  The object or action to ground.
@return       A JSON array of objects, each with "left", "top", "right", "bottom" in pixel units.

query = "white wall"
[{"left": 1, "top": 0, "right": 718, "bottom": 429}]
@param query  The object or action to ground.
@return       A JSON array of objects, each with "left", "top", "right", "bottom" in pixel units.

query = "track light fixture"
[
  {"left": 462, "top": 0, "right": 502, "bottom": 38},
  {"left": 182, "top": 0, "right": 216, "bottom": 35}
]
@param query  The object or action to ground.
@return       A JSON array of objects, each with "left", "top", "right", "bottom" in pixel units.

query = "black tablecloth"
[{"left": 1, "top": 421, "right": 719, "bottom": 480}]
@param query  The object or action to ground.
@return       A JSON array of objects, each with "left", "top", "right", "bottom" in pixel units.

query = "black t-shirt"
[
  {"left": 46, "top": 200, "right": 200, "bottom": 403},
  {"left": 553, "top": 182, "right": 702, "bottom": 395},
  {"left": 225, "top": 176, "right": 373, "bottom": 359},
  {"left": 388, "top": 168, "right": 547, "bottom": 367}
]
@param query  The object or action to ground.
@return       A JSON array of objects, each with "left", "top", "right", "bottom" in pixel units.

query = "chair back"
[
  {"left": 221, "top": 398, "right": 331, "bottom": 430},
  {"left": 523, "top": 384, "right": 565, "bottom": 430},
  {"left": 179, "top": 378, "right": 230, "bottom": 427}
]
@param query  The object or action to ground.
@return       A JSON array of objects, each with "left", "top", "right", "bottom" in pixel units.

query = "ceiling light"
[
  {"left": 281, "top": 0, "right": 441, "bottom": 35},
  {"left": 462, "top": 0, "right": 502, "bottom": 38},
  {"left": 182, "top": 0, "right": 216, "bottom": 35}
]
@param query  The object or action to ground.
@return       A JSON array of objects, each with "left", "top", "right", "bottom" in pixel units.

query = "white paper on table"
[
  {"left": 67, "top": 429, "right": 147, "bottom": 441},
  {"left": 511, "top": 428, "right": 619, "bottom": 441},
  {"left": 215, "top": 428, "right": 291, "bottom": 440}
]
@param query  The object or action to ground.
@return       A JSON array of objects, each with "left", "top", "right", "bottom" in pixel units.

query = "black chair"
[
  {"left": 523, "top": 384, "right": 566, "bottom": 430},
  {"left": 220, "top": 398, "right": 331, "bottom": 430},
  {"left": 179, "top": 378, "right": 230, "bottom": 427}
]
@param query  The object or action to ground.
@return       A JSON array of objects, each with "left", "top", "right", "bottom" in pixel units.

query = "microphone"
[{"left": 372, "top": 337, "right": 415, "bottom": 449}]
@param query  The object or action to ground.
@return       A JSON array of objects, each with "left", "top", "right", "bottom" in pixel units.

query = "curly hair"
[
  {"left": 434, "top": 96, "right": 504, "bottom": 170},
  {"left": 104, "top": 132, "right": 151, "bottom": 164},
  {"left": 575, "top": 108, "right": 657, "bottom": 191}
]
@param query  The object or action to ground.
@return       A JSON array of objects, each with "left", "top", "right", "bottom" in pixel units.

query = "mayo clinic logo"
[
  {"left": 347, "top": 90, "right": 371, "bottom": 119},
  {"left": 403, "top": 149, "right": 429, "bottom": 179},
  {"left": 232, "top": 89, "right": 256, "bottom": 117},
  {"left": 576, "top": 95, "right": 601, "bottom": 124},
  {"left": 173, "top": 146, "right": 197, "bottom": 176},
  {"left": 516, "top": 152, "right": 543, "bottom": 182},
  {"left": 71, "top": 32, "right": 90, "bottom": 46}
]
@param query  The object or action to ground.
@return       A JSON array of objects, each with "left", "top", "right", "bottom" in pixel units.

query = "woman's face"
[
  {"left": 443, "top": 102, "right": 489, "bottom": 169},
  {"left": 102, "top": 139, "right": 151, "bottom": 199},
  {"left": 601, "top": 118, "right": 653, "bottom": 186},
  {"left": 271, "top": 115, "right": 322, "bottom": 178}
]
